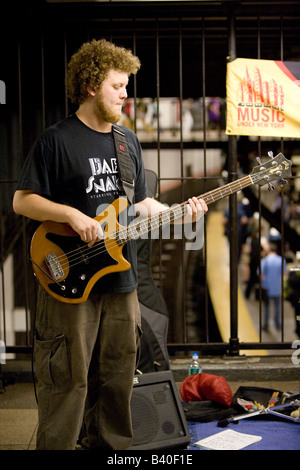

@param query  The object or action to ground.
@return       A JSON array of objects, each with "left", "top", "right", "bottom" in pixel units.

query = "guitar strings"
[
  {"left": 48, "top": 164, "right": 282, "bottom": 276},
  {"left": 52, "top": 171, "right": 266, "bottom": 273},
  {"left": 51, "top": 169, "right": 273, "bottom": 272}
]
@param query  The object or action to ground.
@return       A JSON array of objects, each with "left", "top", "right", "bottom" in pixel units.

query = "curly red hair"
[{"left": 67, "top": 39, "right": 141, "bottom": 105}]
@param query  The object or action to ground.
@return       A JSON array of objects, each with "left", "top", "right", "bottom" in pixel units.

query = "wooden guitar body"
[{"left": 30, "top": 197, "right": 131, "bottom": 303}]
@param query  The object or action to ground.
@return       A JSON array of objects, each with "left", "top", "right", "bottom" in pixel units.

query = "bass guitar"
[{"left": 30, "top": 152, "right": 291, "bottom": 303}]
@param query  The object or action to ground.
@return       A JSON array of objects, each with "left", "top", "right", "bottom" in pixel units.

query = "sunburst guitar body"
[{"left": 30, "top": 197, "right": 131, "bottom": 303}]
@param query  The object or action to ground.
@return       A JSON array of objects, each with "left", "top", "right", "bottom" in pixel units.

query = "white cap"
[{"left": 269, "top": 227, "right": 281, "bottom": 241}]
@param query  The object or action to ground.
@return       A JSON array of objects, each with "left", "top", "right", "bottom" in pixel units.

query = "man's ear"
[{"left": 87, "top": 85, "right": 96, "bottom": 97}]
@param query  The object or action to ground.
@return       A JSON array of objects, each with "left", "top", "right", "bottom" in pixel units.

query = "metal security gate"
[{"left": 1, "top": 1, "right": 300, "bottom": 359}]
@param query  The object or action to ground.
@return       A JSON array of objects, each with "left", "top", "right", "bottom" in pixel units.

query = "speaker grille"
[
  {"left": 131, "top": 394, "right": 159, "bottom": 445},
  {"left": 131, "top": 382, "right": 186, "bottom": 447}
]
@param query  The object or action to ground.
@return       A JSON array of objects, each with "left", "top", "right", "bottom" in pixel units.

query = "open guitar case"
[{"left": 135, "top": 169, "right": 170, "bottom": 373}]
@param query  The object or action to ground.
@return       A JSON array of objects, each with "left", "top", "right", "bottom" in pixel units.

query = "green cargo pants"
[{"left": 34, "top": 287, "right": 141, "bottom": 450}]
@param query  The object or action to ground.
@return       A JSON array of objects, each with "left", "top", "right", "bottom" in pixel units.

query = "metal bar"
[
  {"left": 178, "top": 18, "right": 187, "bottom": 344},
  {"left": 0, "top": 189, "right": 6, "bottom": 345},
  {"left": 17, "top": 32, "right": 23, "bottom": 158},
  {"left": 201, "top": 17, "right": 210, "bottom": 344},
  {"left": 280, "top": 15, "right": 285, "bottom": 343},
  {"left": 167, "top": 341, "right": 294, "bottom": 353},
  {"left": 6, "top": 339, "right": 295, "bottom": 355},
  {"left": 227, "top": 8, "right": 239, "bottom": 356},
  {"left": 21, "top": 217, "right": 30, "bottom": 346},
  {"left": 155, "top": 18, "right": 165, "bottom": 304},
  {"left": 63, "top": 23, "right": 69, "bottom": 118},
  {"left": 40, "top": 25, "right": 46, "bottom": 131},
  {"left": 132, "top": 17, "right": 138, "bottom": 134},
  {"left": 257, "top": 15, "right": 263, "bottom": 341}
]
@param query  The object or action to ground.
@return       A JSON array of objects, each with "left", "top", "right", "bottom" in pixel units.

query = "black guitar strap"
[{"left": 112, "top": 124, "right": 135, "bottom": 205}]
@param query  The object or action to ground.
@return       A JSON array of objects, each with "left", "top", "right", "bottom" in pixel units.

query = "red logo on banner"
[{"left": 226, "top": 58, "right": 300, "bottom": 137}]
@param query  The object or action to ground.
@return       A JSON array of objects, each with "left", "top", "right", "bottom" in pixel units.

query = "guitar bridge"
[{"left": 45, "top": 253, "right": 64, "bottom": 281}]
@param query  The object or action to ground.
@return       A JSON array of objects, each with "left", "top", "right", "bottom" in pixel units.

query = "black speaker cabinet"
[{"left": 129, "top": 371, "right": 190, "bottom": 450}]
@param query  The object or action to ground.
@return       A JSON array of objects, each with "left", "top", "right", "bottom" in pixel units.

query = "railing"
[{"left": 1, "top": 1, "right": 300, "bottom": 358}]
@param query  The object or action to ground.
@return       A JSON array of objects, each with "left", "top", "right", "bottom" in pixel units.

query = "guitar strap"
[{"left": 112, "top": 124, "right": 135, "bottom": 205}]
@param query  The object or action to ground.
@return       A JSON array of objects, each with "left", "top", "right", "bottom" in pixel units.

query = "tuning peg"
[
  {"left": 268, "top": 183, "right": 275, "bottom": 191},
  {"left": 256, "top": 156, "right": 262, "bottom": 164},
  {"left": 280, "top": 178, "right": 288, "bottom": 186},
  {"left": 268, "top": 151, "right": 274, "bottom": 158}
]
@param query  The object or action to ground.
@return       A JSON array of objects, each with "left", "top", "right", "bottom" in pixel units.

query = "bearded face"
[{"left": 94, "top": 69, "right": 128, "bottom": 124}]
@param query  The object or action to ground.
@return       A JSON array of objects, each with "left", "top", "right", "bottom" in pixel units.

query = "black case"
[
  {"left": 232, "top": 385, "right": 283, "bottom": 413},
  {"left": 182, "top": 386, "right": 300, "bottom": 426}
]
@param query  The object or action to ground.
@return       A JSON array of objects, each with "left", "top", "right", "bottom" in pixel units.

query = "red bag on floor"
[{"left": 180, "top": 372, "right": 233, "bottom": 407}]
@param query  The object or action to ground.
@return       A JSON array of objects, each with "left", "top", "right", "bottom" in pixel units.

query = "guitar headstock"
[{"left": 251, "top": 152, "right": 292, "bottom": 189}]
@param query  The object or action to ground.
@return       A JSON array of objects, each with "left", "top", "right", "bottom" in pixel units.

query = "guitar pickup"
[{"left": 45, "top": 253, "right": 64, "bottom": 281}]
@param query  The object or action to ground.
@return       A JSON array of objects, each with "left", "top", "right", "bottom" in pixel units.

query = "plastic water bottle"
[{"left": 188, "top": 352, "right": 202, "bottom": 375}]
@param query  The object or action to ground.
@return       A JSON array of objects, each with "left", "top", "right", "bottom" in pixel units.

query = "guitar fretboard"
[{"left": 115, "top": 174, "right": 253, "bottom": 243}]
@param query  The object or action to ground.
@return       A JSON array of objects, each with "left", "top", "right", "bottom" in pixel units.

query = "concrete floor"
[
  {"left": 0, "top": 355, "right": 299, "bottom": 451},
  {"left": 1, "top": 288, "right": 299, "bottom": 451},
  {"left": 0, "top": 382, "right": 37, "bottom": 450}
]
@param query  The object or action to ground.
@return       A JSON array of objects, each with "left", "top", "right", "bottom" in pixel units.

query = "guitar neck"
[
  {"left": 116, "top": 174, "right": 253, "bottom": 243},
  {"left": 200, "top": 174, "right": 253, "bottom": 205}
]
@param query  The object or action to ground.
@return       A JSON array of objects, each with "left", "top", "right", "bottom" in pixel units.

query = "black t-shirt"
[{"left": 16, "top": 114, "right": 148, "bottom": 294}]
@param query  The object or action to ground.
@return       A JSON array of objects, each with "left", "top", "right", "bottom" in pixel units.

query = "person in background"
[{"left": 261, "top": 242, "right": 286, "bottom": 331}]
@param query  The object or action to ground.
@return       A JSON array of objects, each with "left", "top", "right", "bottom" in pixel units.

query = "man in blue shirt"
[{"left": 261, "top": 243, "right": 286, "bottom": 331}]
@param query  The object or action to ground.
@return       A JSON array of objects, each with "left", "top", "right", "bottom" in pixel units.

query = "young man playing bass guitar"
[{"left": 13, "top": 39, "right": 207, "bottom": 450}]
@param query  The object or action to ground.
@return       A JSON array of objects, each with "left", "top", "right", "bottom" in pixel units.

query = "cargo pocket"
[
  {"left": 136, "top": 323, "right": 143, "bottom": 346},
  {"left": 34, "top": 332, "right": 71, "bottom": 387}
]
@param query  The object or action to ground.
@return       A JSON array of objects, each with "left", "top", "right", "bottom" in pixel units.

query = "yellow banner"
[{"left": 226, "top": 58, "right": 300, "bottom": 137}]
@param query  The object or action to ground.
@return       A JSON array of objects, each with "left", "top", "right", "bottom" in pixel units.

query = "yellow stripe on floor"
[{"left": 206, "top": 211, "right": 267, "bottom": 355}]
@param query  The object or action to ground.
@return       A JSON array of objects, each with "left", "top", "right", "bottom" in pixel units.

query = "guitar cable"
[{"left": 30, "top": 257, "right": 63, "bottom": 288}]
